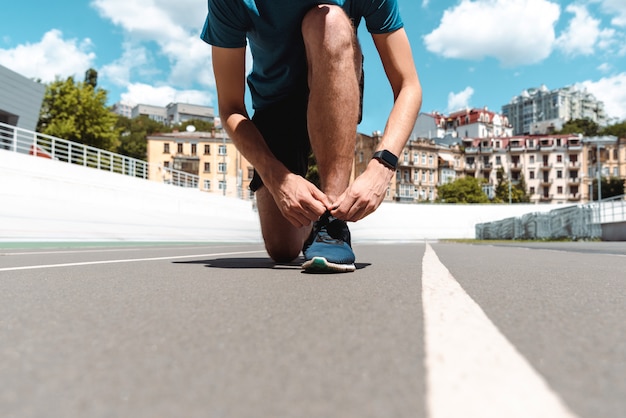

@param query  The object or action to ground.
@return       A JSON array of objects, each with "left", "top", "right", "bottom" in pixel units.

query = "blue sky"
[{"left": 2, "top": 0, "right": 625, "bottom": 136}]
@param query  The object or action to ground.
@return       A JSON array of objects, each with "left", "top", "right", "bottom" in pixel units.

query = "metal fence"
[
  {"left": 475, "top": 198, "right": 626, "bottom": 240},
  {"left": 0, "top": 121, "right": 199, "bottom": 188}
]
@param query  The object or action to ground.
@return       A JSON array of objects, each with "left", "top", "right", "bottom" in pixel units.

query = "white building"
[{"left": 502, "top": 85, "right": 608, "bottom": 135}]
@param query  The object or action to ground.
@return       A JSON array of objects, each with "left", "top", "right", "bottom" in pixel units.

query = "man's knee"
[{"left": 301, "top": 4, "right": 354, "bottom": 52}]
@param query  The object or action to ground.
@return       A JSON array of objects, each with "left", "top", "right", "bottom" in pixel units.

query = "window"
[
  {"left": 177, "top": 143, "right": 183, "bottom": 154},
  {"left": 204, "top": 144, "right": 211, "bottom": 155},
  {"left": 218, "top": 162, "right": 227, "bottom": 173},
  {"left": 203, "top": 180, "right": 211, "bottom": 190},
  {"left": 248, "top": 168, "right": 254, "bottom": 179},
  {"left": 219, "top": 181, "right": 227, "bottom": 191},
  {"left": 403, "top": 151, "right": 409, "bottom": 163},
  {"left": 163, "top": 161, "right": 170, "bottom": 168},
  {"left": 218, "top": 145, "right": 227, "bottom": 155},
  {"left": 422, "top": 153, "right": 427, "bottom": 165},
  {"left": 429, "top": 155, "right": 434, "bottom": 166},
  {"left": 557, "top": 155, "right": 562, "bottom": 163},
  {"left": 530, "top": 187, "right": 535, "bottom": 194},
  {"left": 204, "top": 162, "right": 211, "bottom": 173},
  {"left": 359, "top": 152, "right": 364, "bottom": 163},
  {"left": 421, "top": 171, "right": 426, "bottom": 182},
  {"left": 529, "top": 155, "right": 535, "bottom": 164},
  {"left": 413, "top": 153, "right": 419, "bottom": 164},
  {"left": 557, "top": 186, "right": 563, "bottom": 194},
  {"left": 163, "top": 143, "right": 170, "bottom": 153},
  {"left": 414, "top": 170, "right": 420, "bottom": 182},
  {"left": 529, "top": 171, "right": 535, "bottom": 179},
  {"left": 429, "top": 170, "right": 434, "bottom": 182},
  {"left": 557, "top": 170, "right": 562, "bottom": 179},
  {"left": 191, "top": 143, "right": 197, "bottom": 155},
  {"left": 496, "top": 156, "right": 501, "bottom": 165}
]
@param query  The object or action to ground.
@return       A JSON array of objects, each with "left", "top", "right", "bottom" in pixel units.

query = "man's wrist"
[{"left": 372, "top": 149, "right": 398, "bottom": 170}]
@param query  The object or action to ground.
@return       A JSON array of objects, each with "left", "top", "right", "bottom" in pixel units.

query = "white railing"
[
  {"left": 0, "top": 122, "right": 199, "bottom": 189},
  {"left": 592, "top": 194, "right": 626, "bottom": 224}
]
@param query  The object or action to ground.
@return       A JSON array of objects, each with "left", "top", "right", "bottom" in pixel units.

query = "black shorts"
[
  {"left": 249, "top": 63, "right": 364, "bottom": 192},
  {"left": 249, "top": 90, "right": 311, "bottom": 192}
]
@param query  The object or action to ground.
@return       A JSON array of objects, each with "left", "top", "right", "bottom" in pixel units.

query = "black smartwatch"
[{"left": 372, "top": 150, "right": 398, "bottom": 170}]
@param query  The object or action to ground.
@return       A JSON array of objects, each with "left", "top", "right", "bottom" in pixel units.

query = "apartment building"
[
  {"left": 502, "top": 85, "right": 608, "bottom": 135},
  {"left": 113, "top": 101, "right": 215, "bottom": 127},
  {"left": 147, "top": 130, "right": 254, "bottom": 200},
  {"left": 411, "top": 107, "right": 513, "bottom": 140}
]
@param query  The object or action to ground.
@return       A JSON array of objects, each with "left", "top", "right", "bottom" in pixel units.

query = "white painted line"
[
  {"left": 421, "top": 243, "right": 580, "bottom": 418},
  {"left": 0, "top": 250, "right": 266, "bottom": 272}
]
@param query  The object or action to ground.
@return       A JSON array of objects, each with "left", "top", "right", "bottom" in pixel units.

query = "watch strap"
[{"left": 372, "top": 150, "right": 398, "bottom": 170}]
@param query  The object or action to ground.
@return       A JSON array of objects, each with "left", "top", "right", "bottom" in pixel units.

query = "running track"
[{"left": 1, "top": 241, "right": 624, "bottom": 418}]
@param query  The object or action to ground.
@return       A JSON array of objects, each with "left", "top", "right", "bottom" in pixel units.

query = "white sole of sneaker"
[{"left": 302, "top": 256, "right": 356, "bottom": 273}]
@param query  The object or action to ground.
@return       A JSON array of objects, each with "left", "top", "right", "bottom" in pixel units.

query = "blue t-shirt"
[{"left": 201, "top": 0, "right": 403, "bottom": 110}]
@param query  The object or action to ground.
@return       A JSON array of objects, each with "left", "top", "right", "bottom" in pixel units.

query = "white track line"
[
  {"left": 421, "top": 243, "right": 579, "bottom": 418},
  {"left": 0, "top": 250, "right": 266, "bottom": 272}
]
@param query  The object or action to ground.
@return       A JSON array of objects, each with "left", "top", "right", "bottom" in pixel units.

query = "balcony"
[
  {"left": 540, "top": 163, "right": 552, "bottom": 170},
  {"left": 538, "top": 141, "right": 555, "bottom": 151},
  {"left": 479, "top": 147, "right": 493, "bottom": 154},
  {"left": 482, "top": 163, "right": 493, "bottom": 172},
  {"left": 464, "top": 163, "right": 476, "bottom": 172},
  {"left": 567, "top": 142, "right": 583, "bottom": 151},
  {"left": 567, "top": 193, "right": 582, "bottom": 201},
  {"left": 510, "top": 163, "right": 523, "bottom": 171},
  {"left": 509, "top": 141, "right": 525, "bottom": 153},
  {"left": 539, "top": 194, "right": 553, "bottom": 202},
  {"left": 567, "top": 177, "right": 580, "bottom": 185},
  {"left": 568, "top": 161, "right": 581, "bottom": 168},
  {"left": 540, "top": 179, "right": 553, "bottom": 186},
  {"left": 465, "top": 147, "right": 479, "bottom": 154}
]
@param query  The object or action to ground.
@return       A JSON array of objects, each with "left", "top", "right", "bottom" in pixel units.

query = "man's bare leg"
[
  {"left": 302, "top": 5, "right": 362, "bottom": 203},
  {"left": 256, "top": 186, "right": 311, "bottom": 263}
]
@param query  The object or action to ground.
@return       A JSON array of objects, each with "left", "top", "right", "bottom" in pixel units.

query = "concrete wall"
[
  {"left": 601, "top": 222, "right": 626, "bottom": 241},
  {"left": 0, "top": 65, "right": 45, "bottom": 131},
  {"left": 0, "top": 150, "right": 565, "bottom": 243}
]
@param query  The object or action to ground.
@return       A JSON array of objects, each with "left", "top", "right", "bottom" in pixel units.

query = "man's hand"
[
  {"left": 330, "top": 159, "right": 395, "bottom": 222},
  {"left": 267, "top": 173, "right": 331, "bottom": 227}
]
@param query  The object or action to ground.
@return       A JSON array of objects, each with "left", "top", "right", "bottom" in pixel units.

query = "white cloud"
[
  {"left": 448, "top": 87, "right": 474, "bottom": 112},
  {"left": 99, "top": 43, "right": 152, "bottom": 86},
  {"left": 593, "top": 0, "right": 626, "bottom": 27},
  {"left": 577, "top": 73, "right": 626, "bottom": 122},
  {"left": 423, "top": 0, "right": 560, "bottom": 67},
  {"left": 91, "top": 0, "right": 213, "bottom": 90},
  {"left": 120, "top": 83, "right": 212, "bottom": 107},
  {"left": 0, "top": 29, "right": 96, "bottom": 82},
  {"left": 555, "top": 4, "right": 615, "bottom": 56}
]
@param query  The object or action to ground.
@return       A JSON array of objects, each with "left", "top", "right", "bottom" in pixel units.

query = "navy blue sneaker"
[{"left": 302, "top": 212, "right": 356, "bottom": 273}]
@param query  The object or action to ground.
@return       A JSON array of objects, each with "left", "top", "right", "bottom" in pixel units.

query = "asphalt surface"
[{"left": 0, "top": 241, "right": 624, "bottom": 418}]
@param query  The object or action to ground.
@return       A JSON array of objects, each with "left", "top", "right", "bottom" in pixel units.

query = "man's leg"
[
  {"left": 302, "top": 5, "right": 362, "bottom": 202},
  {"left": 256, "top": 186, "right": 311, "bottom": 263}
]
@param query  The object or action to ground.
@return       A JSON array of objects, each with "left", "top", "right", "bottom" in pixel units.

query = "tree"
[
  {"left": 115, "top": 115, "right": 170, "bottom": 160},
  {"left": 591, "top": 177, "right": 625, "bottom": 200},
  {"left": 436, "top": 176, "right": 490, "bottom": 203},
  {"left": 493, "top": 167, "right": 530, "bottom": 203},
  {"left": 38, "top": 69, "right": 120, "bottom": 152},
  {"left": 558, "top": 118, "right": 599, "bottom": 136},
  {"left": 600, "top": 120, "right": 626, "bottom": 138}
]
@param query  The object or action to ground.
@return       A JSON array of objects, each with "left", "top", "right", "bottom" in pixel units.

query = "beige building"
[{"left": 147, "top": 130, "right": 254, "bottom": 200}]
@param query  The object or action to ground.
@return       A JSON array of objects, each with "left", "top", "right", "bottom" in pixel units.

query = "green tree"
[
  {"left": 180, "top": 119, "right": 214, "bottom": 133},
  {"left": 38, "top": 70, "right": 120, "bottom": 152},
  {"left": 436, "top": 176, "right": 490, "bottom": 203},
  {"left": 493, "top": 168, "right": 530, "bottom": 203},
  {"left": 558, "top": 118, "right": 599, "bottom": 136},
  {"left": 600, "top": 120, "right": 626, "bottom": 138},
  {"left": 591, "top": 177, "right": 625, "bottom": 200},
  {"left": 115, "top": 115, "right": 170, "bottom": 160}
]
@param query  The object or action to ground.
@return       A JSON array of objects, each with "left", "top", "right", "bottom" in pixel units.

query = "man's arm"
[
  {"left": 331, "top": 28, "right": 422, "bottom": 222},
  {"left": 212, "top": 46, "right": 331, "bottom": 227}
]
